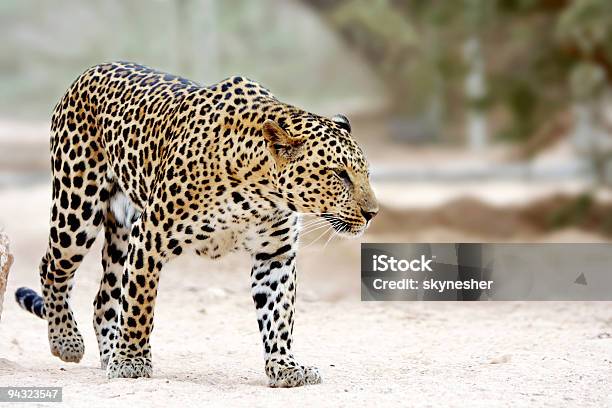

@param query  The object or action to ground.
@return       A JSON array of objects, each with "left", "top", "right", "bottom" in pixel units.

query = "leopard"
[{"left": 14, "top": 62, "right": 378, "bottom": 387}]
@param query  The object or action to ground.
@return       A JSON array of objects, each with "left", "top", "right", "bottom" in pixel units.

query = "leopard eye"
[{"left": 333, "top": 168, "right": 352, "bottom": 188}]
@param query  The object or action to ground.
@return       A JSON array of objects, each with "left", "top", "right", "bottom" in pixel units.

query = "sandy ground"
[{"left": 0, "top": 185, "right": 611, "bottom": 407}]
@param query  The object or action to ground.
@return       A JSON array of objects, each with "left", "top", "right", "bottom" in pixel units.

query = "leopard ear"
[
  {"left": 262, "top": 119, "right": 304, "bottom": 165},
  {"left": 332, "top": 114, "right": 351, "bottom": 133}
]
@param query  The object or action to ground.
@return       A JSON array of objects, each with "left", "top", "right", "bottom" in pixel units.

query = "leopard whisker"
[
  {"left": 300, "top": 222, "right": 334, "bottom": 235},
  {"left": 300, "top": 225, "right": 333, "bottom": 249}
]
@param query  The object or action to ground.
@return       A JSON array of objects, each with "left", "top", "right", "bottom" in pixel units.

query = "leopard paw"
[
  {"left": 266, "top": 359, "right": 321, "bottom": 388},
  {"left": 106, "top": 356, "right": 152, "bottom": 379},
  {"left": 49, "top": 330, "right": 85, "bottom": 363}
]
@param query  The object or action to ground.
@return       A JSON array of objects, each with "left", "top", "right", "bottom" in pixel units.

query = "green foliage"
[
  {"left": 557, "top": 0, "right": 612, "bottom": 55},
  {"left": 549, "top": 193, "right": 593, "bottom": 229},
  {"left": 305, "top": 0, "right": 612, "bottom": 144},
  {"left": 496, "top": 78, "right": 537, "bottom": 142},
  {"left": 331, "top": 0, "right": 417, "bottom": 49},
  {"left": 546, "top": 192, "right": 612, "bottom": 236}
]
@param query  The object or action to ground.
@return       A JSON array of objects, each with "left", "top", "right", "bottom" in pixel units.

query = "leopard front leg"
[
  {"left": 105, "top": 209, "right": 173, "bottom": 379},
  {"left": 250, "top": 232, "right": 321, "bottom": 388}
]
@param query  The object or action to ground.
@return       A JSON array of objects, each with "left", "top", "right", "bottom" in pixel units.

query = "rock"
[
  {"left": 0, "top": 230, "right": 13, "bottom": 322},
  {"left": 489, "top": 354, "right": 512, "bottom": 364},
  {"left": 206, "top": 287, "right": 228, "bottom": 299}
]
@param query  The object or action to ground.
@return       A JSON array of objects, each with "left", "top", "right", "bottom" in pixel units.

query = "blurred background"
[{"left": 3, "top": 0, "right": 612, "bottom": 253}]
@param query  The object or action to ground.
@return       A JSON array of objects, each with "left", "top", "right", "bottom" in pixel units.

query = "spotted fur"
[{"left": 14, "top": 62, "right": 378, "bottom": 387}]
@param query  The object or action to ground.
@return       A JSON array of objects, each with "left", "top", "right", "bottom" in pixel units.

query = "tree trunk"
[{"left": 463, "top": 35, "right": 488, "bottom": 150}]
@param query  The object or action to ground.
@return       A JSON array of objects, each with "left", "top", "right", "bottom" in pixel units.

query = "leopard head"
[{"left": 263, "top": 111, "right": 378, "bottom": 236}]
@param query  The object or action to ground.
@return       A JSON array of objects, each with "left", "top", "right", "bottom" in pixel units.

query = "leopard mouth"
[{"left": 321, "top": 214, "right": 364, "bottom": 237}]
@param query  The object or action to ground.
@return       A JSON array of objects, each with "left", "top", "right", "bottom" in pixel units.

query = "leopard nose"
[{"left": 361, "top": 208, "right": 378, "bottom": 222}]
